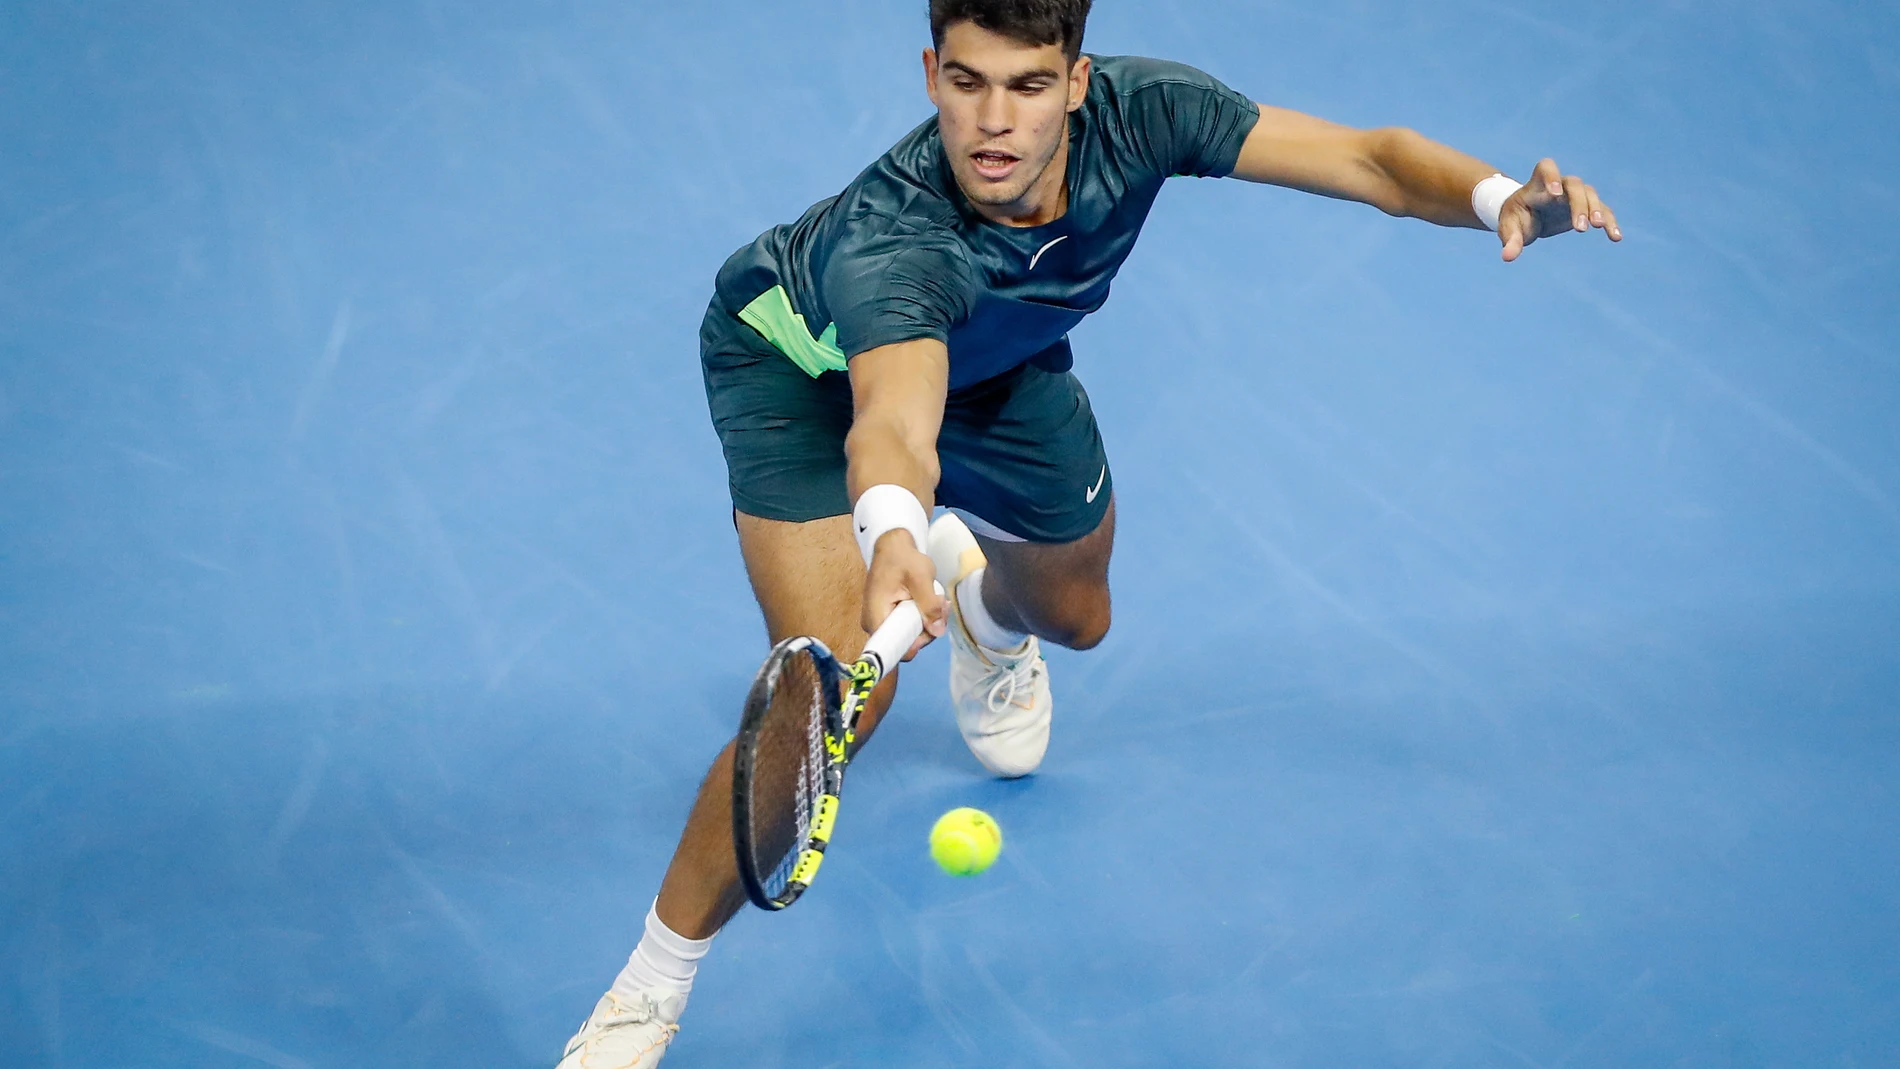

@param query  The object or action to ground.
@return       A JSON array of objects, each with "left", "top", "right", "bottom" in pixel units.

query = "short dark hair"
[{"left": 929, "top": 0, "right": 1094, "bottom": 64}]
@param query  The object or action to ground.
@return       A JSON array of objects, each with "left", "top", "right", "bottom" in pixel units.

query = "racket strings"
[{"left": 750, "top": 650, "right": 831, "bottom": 900}]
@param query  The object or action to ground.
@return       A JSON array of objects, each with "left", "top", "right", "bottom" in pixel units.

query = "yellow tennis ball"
[{"left": 929, "top": 807, "right": 1002, "bottom": 876}]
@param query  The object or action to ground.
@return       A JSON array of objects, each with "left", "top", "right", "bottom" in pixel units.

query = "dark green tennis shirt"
[{"left": 713, "top": 54, "right": 1260, "bottom": 391}]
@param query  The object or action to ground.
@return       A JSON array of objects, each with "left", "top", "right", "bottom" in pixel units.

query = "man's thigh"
[
  {"left": 702, "top": 298, "right": 853, "bottom": 525},
  {"left": 936, "top": 360, "right": 1117, "bottom": 646},
  {"left": 975, "top": 495, "right": 1115, "bottom": 592},
  {"left": 976, "top": 496, "right": 1115, "bottom": 649},
  {"left": 733, "top": 512, "right": 866, "bottom": 654},
  {"left": 704, "top": 301, "right": 885, "bottom": 675},
  {"left": 733, "top": 511, "right": 906, "bottom": 736}
]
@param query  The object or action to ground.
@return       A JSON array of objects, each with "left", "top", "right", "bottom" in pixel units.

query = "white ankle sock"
[
  {"left": 957, "top": 568, "right": 1028, "bottom": 652},
  {"left": 610, "top": 901, "right": 714, "bottom": 1003}
]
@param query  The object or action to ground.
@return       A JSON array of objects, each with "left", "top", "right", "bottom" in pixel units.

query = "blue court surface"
[{"left": 4, "top": 2, "right": 1897, "bottom": 1066}]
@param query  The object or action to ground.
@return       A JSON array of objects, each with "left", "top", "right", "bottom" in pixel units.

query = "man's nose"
[{"left": 977, "top": 87, "right": 1012, "bottom": 135}]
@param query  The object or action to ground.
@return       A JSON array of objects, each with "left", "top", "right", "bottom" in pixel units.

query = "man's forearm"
[
  {"left": 845, "top": 417, "right": 939, "bottom": 512},
  {"left": 1366, "top": 127, "right": 1501, "bottom": 229},
  {"left": 843, "top": 337, "right": 949, "bottom": 518}
]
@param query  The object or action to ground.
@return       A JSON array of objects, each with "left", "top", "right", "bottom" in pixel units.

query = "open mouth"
[{"left": 970, "top": 150, "right": 1020, "bottom": 181}]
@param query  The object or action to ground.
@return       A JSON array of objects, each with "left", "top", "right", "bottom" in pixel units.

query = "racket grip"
[{"left": 861, "top": 581, "right": 943, "bottom": 675}]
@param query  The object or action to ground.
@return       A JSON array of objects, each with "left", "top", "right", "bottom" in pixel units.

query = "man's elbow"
[{"left": 1363, "top": 126, "right": 1420, "bottom": 217}]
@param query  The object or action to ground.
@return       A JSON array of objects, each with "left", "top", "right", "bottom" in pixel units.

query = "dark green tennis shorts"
[{"left": 701, "top": 298, "right": 1112, "bottom": 545}]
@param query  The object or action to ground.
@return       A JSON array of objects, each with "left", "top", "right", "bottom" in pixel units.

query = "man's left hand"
[{"left": 1499, "top": 157, "right": 1622, "bottom": 262}]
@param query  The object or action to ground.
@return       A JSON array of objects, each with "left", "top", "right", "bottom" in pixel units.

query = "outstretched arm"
[
  {"left": 1227, "top": 103, "right": 1621, "bottom": 261},
  {"left": 845, "top": 338, "right": 950, "bottom": 654}
]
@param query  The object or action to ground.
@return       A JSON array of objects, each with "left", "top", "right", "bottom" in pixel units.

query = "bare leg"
[
  {"left": 653, "top": 511, "right": 899, "bottom": 940},
  {"left": 975, "top": 496, "right": 1116, "bottom": 651}
]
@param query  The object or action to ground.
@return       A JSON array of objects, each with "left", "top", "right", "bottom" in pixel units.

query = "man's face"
[{"left": 925, "top": 21, "right": 1090, "bottom": 216}]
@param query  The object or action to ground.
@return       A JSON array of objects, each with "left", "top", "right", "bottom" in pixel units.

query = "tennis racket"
[{"left": 732, "top": 596, "right": 928, "bottom": 911}]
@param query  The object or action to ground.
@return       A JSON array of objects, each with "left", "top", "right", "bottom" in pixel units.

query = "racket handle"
[{"left": 861, "top": 581, "right": 943, "bottom": 676}]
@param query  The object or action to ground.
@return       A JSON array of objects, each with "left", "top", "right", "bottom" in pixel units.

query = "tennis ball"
[{"left": 929, "top": 807, "right": 1002, "bottom": 876}]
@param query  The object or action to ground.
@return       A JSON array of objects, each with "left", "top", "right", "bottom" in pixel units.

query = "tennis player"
[{"left": 559, "top": 1, "right": 1620, "bottom": 1063}]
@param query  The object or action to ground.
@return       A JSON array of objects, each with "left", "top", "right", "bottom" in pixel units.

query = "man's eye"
[
  {"left": 1017, "top": 83, "right": 1049, "bottom": 94},
  {"left": 954, "top": 80, "right": 980, "bottom": 91}
]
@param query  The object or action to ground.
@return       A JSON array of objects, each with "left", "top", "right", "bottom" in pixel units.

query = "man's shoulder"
[
  {"left": 1080, "top": 53, "right": 1258, "bottom": 179},
  {"left": 1086, "top": 54, "right": 1229, "bottom": 99},
  {"left": 834, "top": 117, "right": 967, "bottom": 236}
]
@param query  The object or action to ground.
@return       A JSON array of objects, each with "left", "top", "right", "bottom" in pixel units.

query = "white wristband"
[
  {"left": 1471, "top": 173, "right": 1520, "bottom": 232},
  {"left": 852, "top": 484, "right": 929, "bottom": 566}
]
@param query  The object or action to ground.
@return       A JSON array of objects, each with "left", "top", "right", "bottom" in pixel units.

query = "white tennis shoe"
[
  {"left": 556, "top": 989, "right": 683, "bottom": 1068},
  {"left": 928, "top": 512, "right": 1052, "bottom": 779}
]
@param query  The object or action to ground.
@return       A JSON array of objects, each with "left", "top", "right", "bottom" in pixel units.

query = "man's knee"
[{"left": 1034, "top": 588, "right": 1111, "bottom": 651}]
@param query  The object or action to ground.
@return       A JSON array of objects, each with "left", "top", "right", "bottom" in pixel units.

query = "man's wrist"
[
  {"left": 853, "top": 484, "right": 929, "bottom": 566},
  {"left": 1471, "top": 173, "right": 1521, "bottom": 232}
]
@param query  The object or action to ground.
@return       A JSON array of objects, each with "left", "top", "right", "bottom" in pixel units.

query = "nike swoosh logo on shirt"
[
  {"left": 1029, "top": 235, "right": 1069, "bottom": 270},
  {"left": 1084, "top": 465, "right": 1106, "bottom": 503}
]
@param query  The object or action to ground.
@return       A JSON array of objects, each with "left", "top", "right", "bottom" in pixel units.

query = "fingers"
[
  {"left": 861, "top": 539, "right": 946, "bottom": 660},
  {"left": 900, "top": 559, "right": 945, "bottom": 660},
  {"left": 1560, "top": 174, "right": 1622, "bottom": 242},
  {"left": 912, "top": 562, "right": 947, "bottom": 640},
  {"left": 1507, "top": 158, "right": 1624, "bottom": 254},
  {"left": 1498, "top": 203, "right": 1530, "bottom": 262},
  {"left": 1500, "top": 228, "right": 1524, "bottom": 263},
  {"left": 1588, "top": 188, "right": 1623, "bottom": 242},
  {"left": 905, "top": 631, "right": 934, "bottom": 661},
  {"left": 1531, "top": 157, "right": 1564, "bottom": 201},
  {"left": 1563, "top": 174, "right": 1595, "bottom": 232}
]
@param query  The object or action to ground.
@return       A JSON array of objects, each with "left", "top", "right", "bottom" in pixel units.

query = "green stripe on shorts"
[{"left": 737, "top": 285, "right": 848, "bottom": 378}]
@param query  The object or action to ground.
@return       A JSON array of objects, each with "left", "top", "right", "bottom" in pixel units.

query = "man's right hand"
[{"left": 862, "top": 530, "right": 947, "bottom": 661}]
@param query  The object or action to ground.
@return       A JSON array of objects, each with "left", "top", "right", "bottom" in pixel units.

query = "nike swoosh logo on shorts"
[
  {"left": 1085, "top": 465, "right": 1106, "bottom": 503},
  {"left": 1029, "top": 235, "right": 1068, "bottom": 270}
]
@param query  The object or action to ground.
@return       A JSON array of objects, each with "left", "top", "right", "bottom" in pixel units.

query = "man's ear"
[
  {"left": 1066, "top": 55, "right": 1092, "bottom": 112},
  {"left": 923, "top": 48, "right": 941, "bottom": 108}
]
